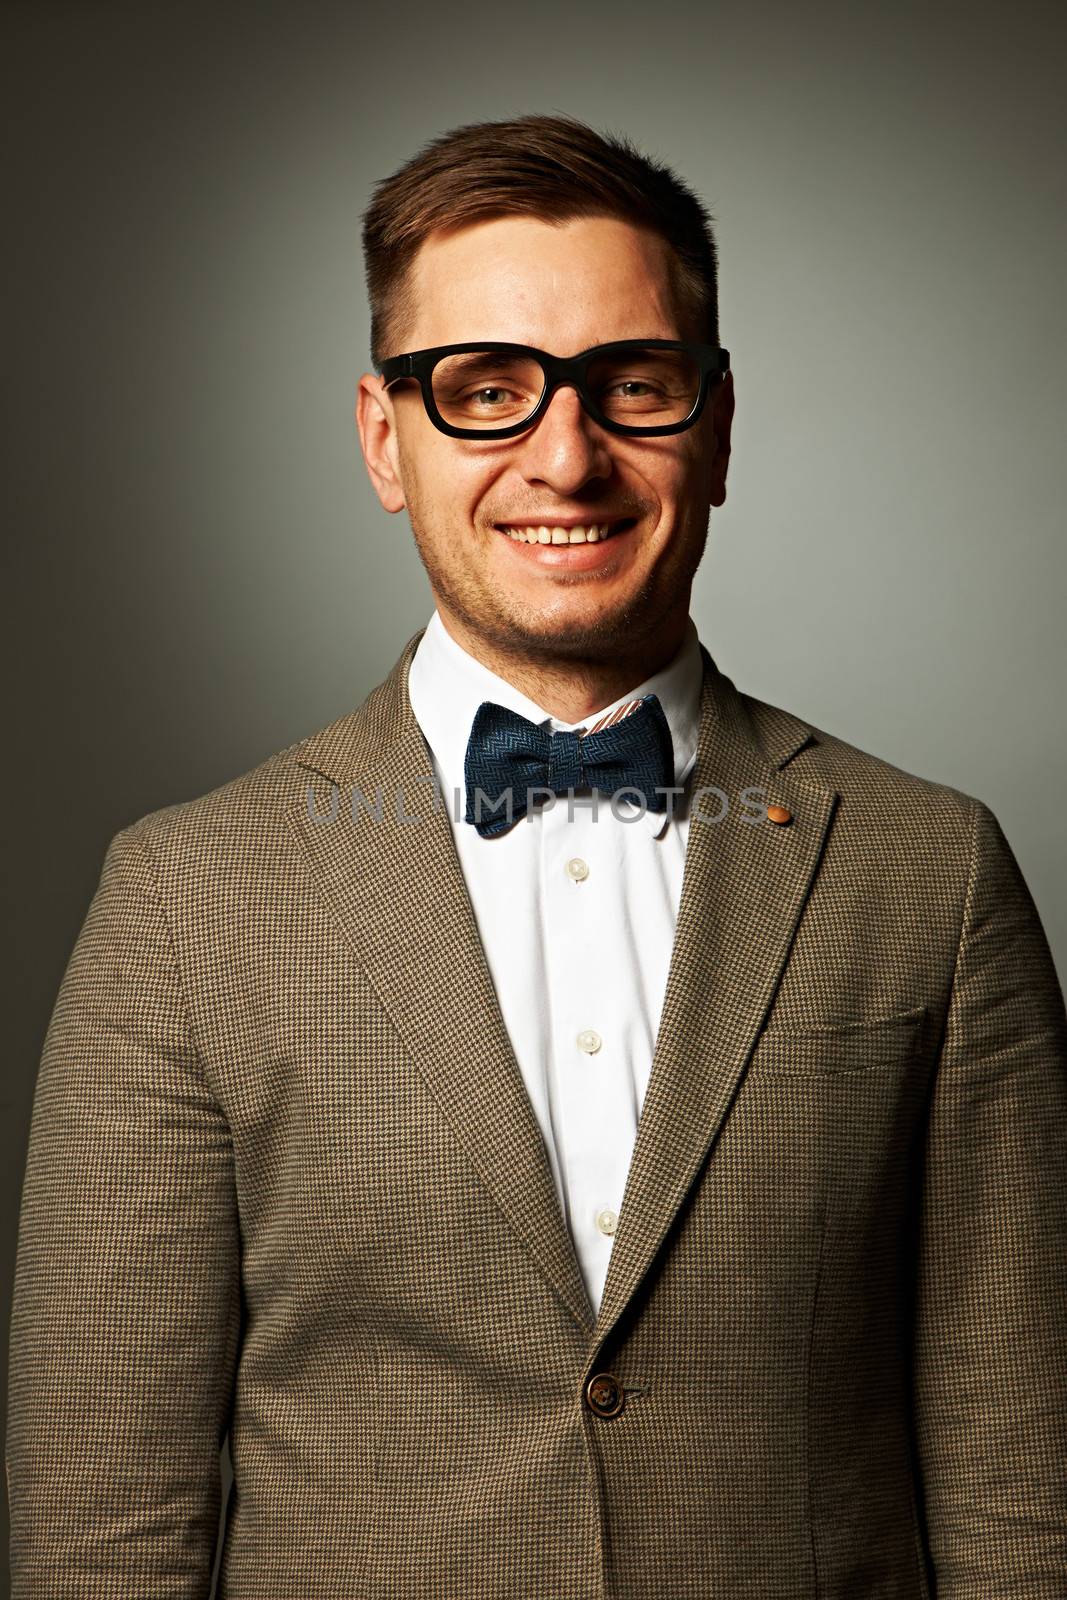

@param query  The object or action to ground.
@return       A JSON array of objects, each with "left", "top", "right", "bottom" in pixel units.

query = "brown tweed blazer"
[{"left": 8, "top": 630, "right": 1067, "bottom": 1599}]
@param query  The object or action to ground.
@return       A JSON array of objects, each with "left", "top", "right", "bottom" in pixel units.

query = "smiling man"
[
  {"left": 359, "top": 208, "right": 728, "bottom": 712},
  {"left": 8, "top": 114, "right": 1067, "bottom": 1600}
]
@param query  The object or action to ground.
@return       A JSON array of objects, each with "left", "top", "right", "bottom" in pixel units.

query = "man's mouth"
[{"left": 493, "top": 518, "right": 635, "bottom": 545}]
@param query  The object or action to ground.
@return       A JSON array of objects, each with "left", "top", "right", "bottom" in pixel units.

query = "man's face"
[{"left": 357, "top": 213, "right": 733, "bottom": 664}]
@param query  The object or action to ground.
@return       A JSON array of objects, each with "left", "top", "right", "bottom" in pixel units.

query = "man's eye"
[
  {"left": 604, "top": 380, "right": 658, "bottom": 398},
  {"left": 466, "top": 386, "right": 515, "bottom": 406}
]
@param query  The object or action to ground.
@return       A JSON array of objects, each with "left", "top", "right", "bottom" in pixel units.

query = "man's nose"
[{"left": 517, "top": 382, "right": 613, "bottom": 491}]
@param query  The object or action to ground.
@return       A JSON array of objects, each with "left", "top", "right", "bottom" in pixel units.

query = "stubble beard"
[{"left": 403, "top": 469, "right": 708, "bottom": 666}]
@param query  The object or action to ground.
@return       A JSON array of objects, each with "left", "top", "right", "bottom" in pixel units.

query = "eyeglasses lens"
[{"left": 586, "top": 347, "right": 700, "bottom": 426}]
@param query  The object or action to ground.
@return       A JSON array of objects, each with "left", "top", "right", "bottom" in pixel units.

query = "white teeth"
[{"left": 501, "top": 522, "right": 619, "bottom": 544}]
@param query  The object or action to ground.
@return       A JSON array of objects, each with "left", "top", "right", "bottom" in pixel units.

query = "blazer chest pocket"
[{"left": 748, "top": 1004, "right": 928, "bottom": 1076}]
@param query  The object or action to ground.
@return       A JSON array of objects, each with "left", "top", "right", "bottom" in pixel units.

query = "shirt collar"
[{"left": 407, "top": 609, "right": 704, "bottom": 839}]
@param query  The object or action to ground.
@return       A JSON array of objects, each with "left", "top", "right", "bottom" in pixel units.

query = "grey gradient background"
[{"left": 3, "top": 0, "right": 1065, "bottom": 1585}]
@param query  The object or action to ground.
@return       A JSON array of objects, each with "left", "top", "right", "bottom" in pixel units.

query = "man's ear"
[
  {"left": 356, "top": 374, "right": 407, "bottom": 514},
  {"left": 708, "top": 369, "right": 734, "bottom": 509}
]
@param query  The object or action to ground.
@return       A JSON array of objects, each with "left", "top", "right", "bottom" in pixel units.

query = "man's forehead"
[{"left": 404, "top": 214, "right": 687, "bottom": 348}]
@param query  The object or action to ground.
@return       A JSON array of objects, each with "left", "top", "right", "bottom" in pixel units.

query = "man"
[{"left": 7, "top": 112, "right": 1067, "bottom": 1600}]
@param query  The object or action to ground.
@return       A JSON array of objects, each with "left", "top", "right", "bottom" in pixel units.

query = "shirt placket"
[{"left": 538, "top": 790, "right": 630, "bottom": 1309}]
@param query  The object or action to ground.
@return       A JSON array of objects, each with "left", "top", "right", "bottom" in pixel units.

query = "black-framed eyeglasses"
[{"left": 378, "top": 339, "right": 730, "bottom": 440}]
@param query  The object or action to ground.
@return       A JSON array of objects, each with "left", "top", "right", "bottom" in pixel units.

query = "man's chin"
[{"left": 484, "top": 599, "right": 654, "bottom": 661}]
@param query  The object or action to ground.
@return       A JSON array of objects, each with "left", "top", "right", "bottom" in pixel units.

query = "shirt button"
[
  {"left": 596, "top": 1207, "right": 618, "bottom": 1237},
  {"left": 565, "top": 856, "right": 590, "bottom": 881},
  {"left": 577, "top": 1029, "right": 602, "bottom": 1054}
]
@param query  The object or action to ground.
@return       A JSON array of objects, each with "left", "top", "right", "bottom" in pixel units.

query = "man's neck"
[{"left": 434, "top": 606, "right": 691, "bottom": 724}]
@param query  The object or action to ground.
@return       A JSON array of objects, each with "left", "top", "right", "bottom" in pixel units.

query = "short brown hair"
[{"left": 361, "top": 113, "right": 720, "bottom": 371}]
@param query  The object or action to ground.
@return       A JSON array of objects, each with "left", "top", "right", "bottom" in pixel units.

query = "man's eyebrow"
[
  {"left": 441, "top": 348, "right": 524, "bottom": 364},
  {"left": 437, "top": 350, "right": 527, "bottom": 374}
]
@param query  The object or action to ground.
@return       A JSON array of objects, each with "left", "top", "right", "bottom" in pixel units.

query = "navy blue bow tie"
[{"left": 463, "top": 694, "right": 675, "bottom": 838}]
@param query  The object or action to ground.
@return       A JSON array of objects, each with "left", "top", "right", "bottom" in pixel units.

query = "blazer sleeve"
[
  {"left": 6, "top": 824, "right": 242, "bottom": 1599},
  {"left": 912, "top": 797, "right": 1067, "bottom": 1595}
]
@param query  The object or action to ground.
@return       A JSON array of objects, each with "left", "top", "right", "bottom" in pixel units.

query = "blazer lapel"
[
  {"left": 593, "top": 645, "right": 839, "bottom": 1345},
  {"left": 283, "top": 631, "right": 597, "bottom": 1337}
]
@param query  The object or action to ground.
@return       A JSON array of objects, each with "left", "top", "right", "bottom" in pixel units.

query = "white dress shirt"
[{"left": 406, "top": 609, "right": 704, "bottom": 1315}]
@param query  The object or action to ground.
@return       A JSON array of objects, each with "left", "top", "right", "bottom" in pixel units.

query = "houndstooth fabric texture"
[{"left": 7, "top": 629, "right": 1067, "bottom": 1599}]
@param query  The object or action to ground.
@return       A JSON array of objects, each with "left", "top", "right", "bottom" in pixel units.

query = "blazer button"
[
  {"left": 766, "top": 803, "right": 793, "bottom": 825},
  {"left": 585, "top": 1371, "right": 625, "bottom": 1418}
]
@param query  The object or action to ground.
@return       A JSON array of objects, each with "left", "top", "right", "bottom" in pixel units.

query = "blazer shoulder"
[
  {"left": 108, "top": 737, "right": 310, "bottom": 877},
  {"left": 740, "top": 686, "right": 986, "bottom": 827},
  {"left": 106, "top": 634, "right": 425, "bottom": 871}
]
